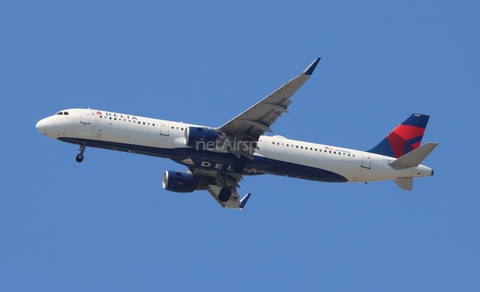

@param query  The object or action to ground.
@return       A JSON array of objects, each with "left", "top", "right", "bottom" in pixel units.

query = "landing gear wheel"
[
  {"left": 76, "top": 143, "right": 86, "bottom": 163},
  {"left": 76, "top": 153, "right": 84, "bottom": 163},
  {"left": 218, "top": 188, "right": 232, "bottom": 202}
]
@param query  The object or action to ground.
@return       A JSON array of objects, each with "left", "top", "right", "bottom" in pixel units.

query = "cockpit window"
[
  {"left": 63, "top": 112, "right": 69, "bottom": 115},
  {"left": 56, "top": 112, "right": 63, "bottom": 115}
]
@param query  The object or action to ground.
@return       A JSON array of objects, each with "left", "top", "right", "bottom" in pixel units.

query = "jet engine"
[
  {"left": 162, "top": 171, "right": 197, "bottom": 193},
  {"left": 184, "top": 127, "right": 219, "bottom": 150}
]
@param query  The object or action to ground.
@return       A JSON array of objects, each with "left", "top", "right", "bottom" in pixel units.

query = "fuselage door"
[
  {"left": 160, "top": 121, "right": 169, "bottom": 136},
  {"left": 361, "top": 153, "right": 371, "bottom": 169},
  {"left": 80, "top": 109, "right": 91, "bottom": 125}
]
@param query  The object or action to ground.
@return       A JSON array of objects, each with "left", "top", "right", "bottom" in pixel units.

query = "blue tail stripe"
[{"left": 401, "top": 114, "right": 430, "bottom": 127}]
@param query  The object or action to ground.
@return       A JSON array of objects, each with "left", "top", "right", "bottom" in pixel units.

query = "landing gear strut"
[{"left": 76, "top": 143, "right": 86, "bottom": 163}]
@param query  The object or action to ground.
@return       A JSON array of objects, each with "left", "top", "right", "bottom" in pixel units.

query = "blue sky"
[{"left": 1, "top": 1, "right": 479, "bottom": 291}]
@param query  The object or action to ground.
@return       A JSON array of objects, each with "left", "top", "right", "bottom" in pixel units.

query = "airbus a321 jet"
[{"left": 36, "top": 58, "right": 438, "bottom": 209}]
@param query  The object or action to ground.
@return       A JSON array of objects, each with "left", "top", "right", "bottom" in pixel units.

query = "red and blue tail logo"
[{"left": 368, "top": 114, "right": 430, "bottom": 158}]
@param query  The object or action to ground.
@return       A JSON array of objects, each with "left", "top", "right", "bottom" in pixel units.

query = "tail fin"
[{"left": 368, "top": 114, "right": 430, "bottom": 158}]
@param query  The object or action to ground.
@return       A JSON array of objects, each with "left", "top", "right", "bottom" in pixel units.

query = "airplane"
[{"left": 36, "top": 58, "right": 438, "bottom": 210}]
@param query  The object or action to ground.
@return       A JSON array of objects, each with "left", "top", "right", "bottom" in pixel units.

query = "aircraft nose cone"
[{"left": 36, "top": 118, "right": 47, "bottom": 134}]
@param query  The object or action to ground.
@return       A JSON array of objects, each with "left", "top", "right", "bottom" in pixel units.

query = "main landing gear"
[{"left": 76, "top": 143, "right": 86, "bottom": 163}]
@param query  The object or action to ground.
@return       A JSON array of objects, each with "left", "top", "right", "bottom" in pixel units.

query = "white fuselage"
[{"left": 36, "top": 108, "right": 433, "bottom": 184}]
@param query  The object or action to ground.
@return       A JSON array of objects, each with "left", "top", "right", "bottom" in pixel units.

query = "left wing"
[{"left": 218, "top": 58, "right": 320, "bottom": 143}]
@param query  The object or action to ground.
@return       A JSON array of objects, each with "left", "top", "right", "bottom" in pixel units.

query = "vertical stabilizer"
[{"left": 368, "top": 114, "right": 430, "bottom": 158}]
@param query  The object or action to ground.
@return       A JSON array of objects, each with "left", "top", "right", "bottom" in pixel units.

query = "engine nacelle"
[
  {"left": 184, "top": 127, "right": 219, "bottom": 149},
  {"left": 162, "top": 171, "right": 197, "bottom": 193}
]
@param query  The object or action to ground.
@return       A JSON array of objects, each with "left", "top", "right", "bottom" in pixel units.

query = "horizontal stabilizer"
[
  {"left": 389, "top": 142, "right": 438, "bottom": 169},
  {"left": 394, "top": 177, "right": 413, "bottom": 190}
]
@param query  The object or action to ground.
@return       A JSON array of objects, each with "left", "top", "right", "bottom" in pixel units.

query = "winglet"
[
  {"left": 239, "top": 193, "right": 252, "bottom": 210},
  {"left": 302, "top": 58, "right": 321, "bottom": 75}
]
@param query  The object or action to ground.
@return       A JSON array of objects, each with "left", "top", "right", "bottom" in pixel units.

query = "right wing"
[
  {"left": 207, "top": 185, "right": 251, "bottom": 210},
  {"left": 189, "top": 167, "right": 251, "bottom": 210}
]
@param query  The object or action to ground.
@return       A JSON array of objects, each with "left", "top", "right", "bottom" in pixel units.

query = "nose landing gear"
[{"left": 76, "top": 143, "right": 86, "bottom": 163}]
